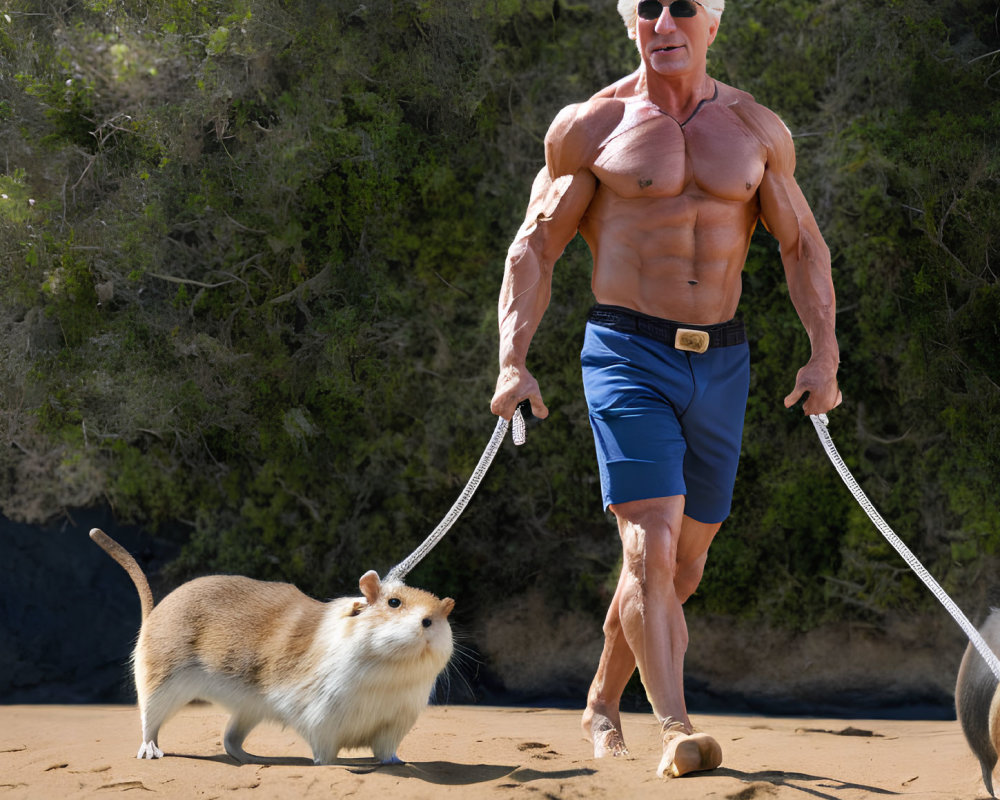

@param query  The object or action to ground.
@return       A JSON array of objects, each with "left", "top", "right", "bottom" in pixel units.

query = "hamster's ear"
[
  {"left": 441, "top": 597, "right": 455, "bottom": 618},
  {"left": 359, "top": 570, "right": 381, "bottom": 604}
]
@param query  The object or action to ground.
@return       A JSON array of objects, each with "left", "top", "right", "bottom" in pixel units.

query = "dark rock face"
[
  {"left": 0, "top": 509, "right": 176, "bottom": 703},
  {"left": 0, "top": 507, "right": 964, "bottom": 719}
]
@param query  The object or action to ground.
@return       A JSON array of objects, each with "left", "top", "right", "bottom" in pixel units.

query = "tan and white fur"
[{"left": 89, "top": 528, "right": 454, "bottom": 765}]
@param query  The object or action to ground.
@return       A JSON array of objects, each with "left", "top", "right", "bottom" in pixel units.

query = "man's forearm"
[
  {"left": 784, "top": 233, "right": 839, "bottom": 366},
  {"left": 497, "top": 236, "right": 552, "bottom": 370}
]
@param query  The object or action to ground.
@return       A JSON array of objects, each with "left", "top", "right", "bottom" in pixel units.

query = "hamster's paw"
[{"left": 137, "top": 741, "right": 164, "bottom": 759}]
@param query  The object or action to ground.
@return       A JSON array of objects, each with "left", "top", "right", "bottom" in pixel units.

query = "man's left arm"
[{"left": 757, "top": 113, "right": 841, "bottom": 416}]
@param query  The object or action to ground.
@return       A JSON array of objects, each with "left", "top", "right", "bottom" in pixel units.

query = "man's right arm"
[{"left": 491, "top": 105, "right": 598, "bottom": 421}]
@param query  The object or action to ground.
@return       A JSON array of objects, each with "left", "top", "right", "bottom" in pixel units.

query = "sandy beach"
[{"left": 0, "top": 703, "right": 987, "bottom": 799}]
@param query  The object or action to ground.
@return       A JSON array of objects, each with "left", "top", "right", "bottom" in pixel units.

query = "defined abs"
[{"left": 585, "top": 198, "right": 748, "bottom": 322}]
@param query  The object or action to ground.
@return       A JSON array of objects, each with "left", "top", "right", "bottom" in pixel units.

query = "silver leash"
[
  {"left": 384, "top": 406, "right": 527, "bottom": 583},
  {"left": 810, "top": 413, "right": 1000, "bottom": 680}
]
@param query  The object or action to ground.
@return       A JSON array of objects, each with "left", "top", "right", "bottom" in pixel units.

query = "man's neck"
[{"left": 639, "top": 68, "right": 714, "bottom": 123}]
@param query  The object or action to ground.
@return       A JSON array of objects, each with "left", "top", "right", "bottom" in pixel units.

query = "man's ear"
[{"left": 706, "top": 17, "right": 720, "bottom": 46}]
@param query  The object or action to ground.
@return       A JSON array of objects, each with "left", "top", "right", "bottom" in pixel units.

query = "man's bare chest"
[{"left": 591, "top": 101, "right": 765, "bottom": 203}]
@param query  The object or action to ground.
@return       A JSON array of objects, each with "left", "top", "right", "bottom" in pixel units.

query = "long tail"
[{"left": 90, "top": 528, "right": 155, "bottom": 621}]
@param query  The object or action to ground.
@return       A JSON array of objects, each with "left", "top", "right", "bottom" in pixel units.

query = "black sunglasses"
[{"left": 636, "top": 0, "right": 704, "bottom": 20}]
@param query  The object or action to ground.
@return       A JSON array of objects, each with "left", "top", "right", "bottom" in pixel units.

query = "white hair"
[{"left": 617, "top": 0, "right": 724, "bottom": 38}]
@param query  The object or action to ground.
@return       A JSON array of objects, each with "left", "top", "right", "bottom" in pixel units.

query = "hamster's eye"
[{"left": 388, "top": 597, "right": 402, "bottom": 608}]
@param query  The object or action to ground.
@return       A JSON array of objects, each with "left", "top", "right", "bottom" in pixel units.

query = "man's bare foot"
[
  {"left": 581, "top": 706, "right": 629, "bottom": 757},
  {"left": 656, "top": 719, "right": 722, "bottom": 777}
]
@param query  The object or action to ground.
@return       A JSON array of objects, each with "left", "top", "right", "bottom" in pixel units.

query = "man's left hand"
[{"left": 784, "top": 360, "right": 842, "bottom": 416}]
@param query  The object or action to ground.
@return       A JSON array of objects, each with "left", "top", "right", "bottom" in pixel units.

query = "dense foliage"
[{"left": 1, "top": 0, "right": 997, "bottom": 650}]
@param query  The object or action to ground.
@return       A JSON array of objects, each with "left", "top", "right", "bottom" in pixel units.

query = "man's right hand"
[{"left": 491, "top": 364, "right": 549, "bottom": 421}]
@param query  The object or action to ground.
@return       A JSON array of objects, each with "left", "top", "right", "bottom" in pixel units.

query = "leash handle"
[
  {"left": 810, "top": 413, "right": 1000, "bottom": 681},
  {"left": 512, "top": 399, "right": 534, "bottom": 445},
  {"left": 384, "top": 405, "right": 528, "bottom": 584}
]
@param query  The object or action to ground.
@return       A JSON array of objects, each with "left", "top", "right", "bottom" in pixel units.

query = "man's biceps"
[
  {"left": 759, "top": 175, "right": 810, "bottom": 243},
  {"left": 757, "top": 183, "right": 793, "bottom": 239},
  {"left": 539, "top": 170, "right": 595, "bottom": 221}
]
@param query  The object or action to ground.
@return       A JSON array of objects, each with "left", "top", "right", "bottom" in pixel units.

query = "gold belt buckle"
[{"left": 674, "top": 328, "right": 710, "bottom": 354}]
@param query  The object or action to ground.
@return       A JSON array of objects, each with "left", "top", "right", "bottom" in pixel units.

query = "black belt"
[{"left": 587, "top": 304, "right": 746, "bottom": 353}]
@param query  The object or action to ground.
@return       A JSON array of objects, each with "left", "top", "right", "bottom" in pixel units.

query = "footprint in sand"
[
  {"left": 517, "top": 741, "right": 558, "bottom": 759},
  {"left": 727, "top": 782, "right": 778, "bottom": 800}
]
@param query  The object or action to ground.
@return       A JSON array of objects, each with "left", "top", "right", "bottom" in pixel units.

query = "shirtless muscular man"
[{"left": 490, "top": 0, "right": 841, "bottom": 778}]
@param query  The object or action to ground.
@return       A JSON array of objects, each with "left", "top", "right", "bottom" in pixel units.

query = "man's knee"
[
  {"left": 674, "top": 559, "right": 707, "bottom": 603},
  {"left": 618, "top": 521, "right": 680, "bottom": 584},
  {"left": 611, "top": 497, "right": 686, "bottom": 584},
  {"left": 673, "top": 518, "right": 720, "bottom": 601}
]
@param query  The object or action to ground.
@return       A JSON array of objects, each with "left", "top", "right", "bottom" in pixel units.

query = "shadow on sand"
[
  {"left": 170, "top": 752, "right": 596, "bottom": 787},
  {"left": 715, "top": 767, "right": 899, "bottom": 799}
]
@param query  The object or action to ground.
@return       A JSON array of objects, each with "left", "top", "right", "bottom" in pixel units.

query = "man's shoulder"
[
  {"left": 548, "top": 97, "right": 627, "bottom": 138},
  {"left": 716, "top": 82, "right": 793, "bottom": 149},
  {"left": 544, "top": 97, "right": 626, "bottom": 178}
]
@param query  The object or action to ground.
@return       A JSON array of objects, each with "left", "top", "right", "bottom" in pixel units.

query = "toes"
[
  {"left": 594, "top": 726, "right": 630, "bottom": 758},
  {"left": 136, "top": 741, "right": 164, "bottom": 759},
  {"left": 586, "top": 712, "right": 629, "bottom": 758}
]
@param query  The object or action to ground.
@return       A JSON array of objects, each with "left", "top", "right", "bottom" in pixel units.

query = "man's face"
[{"left": 633, "top": 0, "right": 719, "bottom": 79}]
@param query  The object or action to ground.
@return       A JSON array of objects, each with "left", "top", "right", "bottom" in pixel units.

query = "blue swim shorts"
[{"left": 581, "top": 304, "right": 750, "bottom": 524}]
